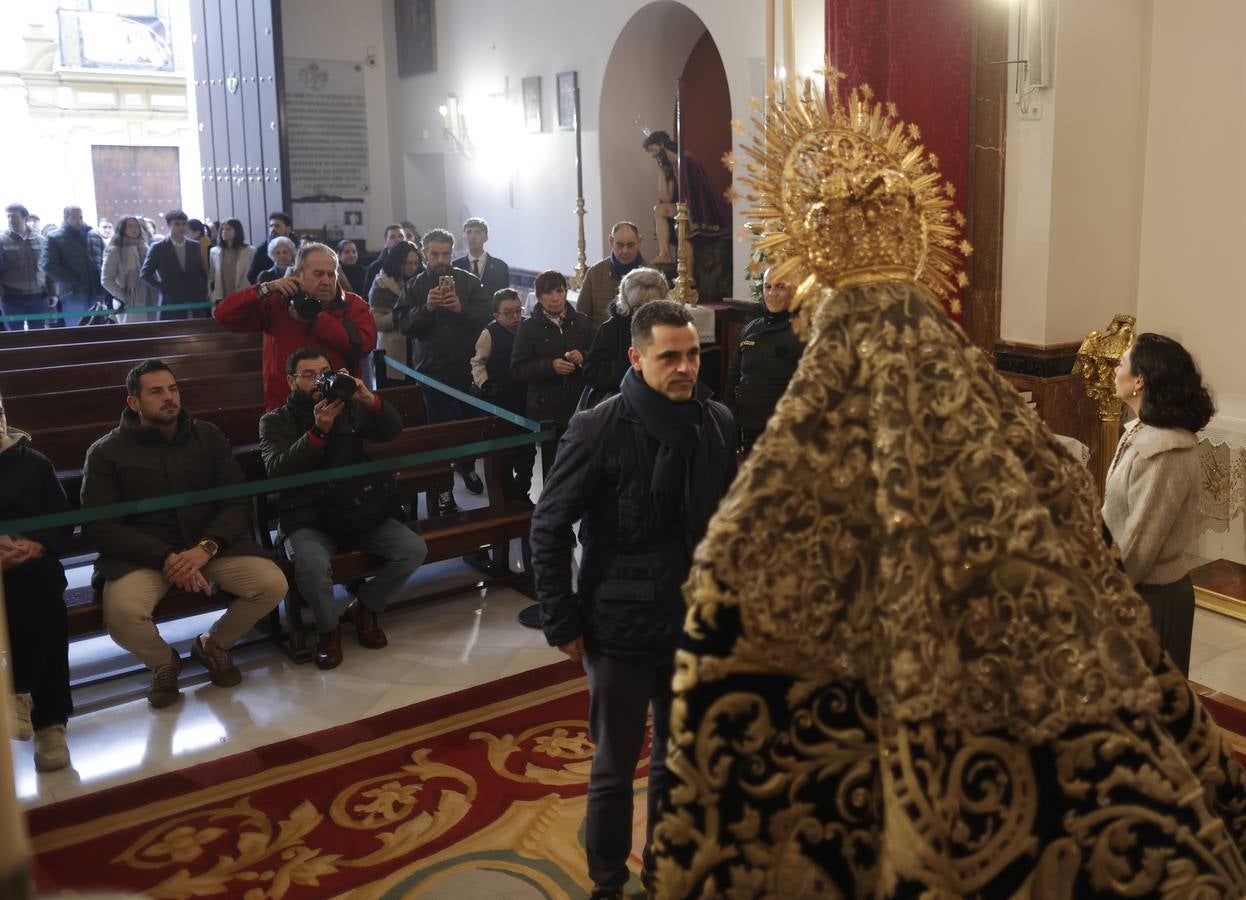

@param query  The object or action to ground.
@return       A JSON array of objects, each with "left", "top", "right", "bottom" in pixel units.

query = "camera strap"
[{"left": 340, "top": 311, "right": 363, "bottom": 371}]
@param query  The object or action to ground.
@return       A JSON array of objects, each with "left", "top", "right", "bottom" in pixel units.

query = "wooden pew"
[
  {"left": 53, "top": 416, "right": 535, "bottom": 666},
  {"left": 3, "top": 349, "right": 264, "bottom": 397},
  {"left": 0, "top": 316, "right": 222, "bottom": 348},
  {"left": 0, "top": 330, "right": 259, "bottom": 369}
]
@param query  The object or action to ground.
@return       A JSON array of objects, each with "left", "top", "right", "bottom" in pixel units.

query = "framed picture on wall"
[
  {"left": 523, "top": 76, "right": 542, "bottom": 132},
  {"left": 395, "top": 0, "right": 436, "bottom": 78},
  {"left": 556, "top": 71, "right": 578, "bottom": 129}
]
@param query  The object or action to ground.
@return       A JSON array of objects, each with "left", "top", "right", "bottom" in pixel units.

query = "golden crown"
[{"left": 734, "top": 69, "right": 970, "bottom": 315}]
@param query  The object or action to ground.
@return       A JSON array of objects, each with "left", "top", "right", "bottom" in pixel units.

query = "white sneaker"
[
  {"left": 11, "top": 693, "right": 32, "bottom": 741},
  {"left": 33, "top": 724, "right": 70, "bottom": 772}
]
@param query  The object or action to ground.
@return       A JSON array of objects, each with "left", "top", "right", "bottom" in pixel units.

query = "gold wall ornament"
[
  {"left": 1074, "top": 313, "right": 1136, "bottom": 495},
  {"left": 739, "top": 68, "right": 969, "bottom": 316}
]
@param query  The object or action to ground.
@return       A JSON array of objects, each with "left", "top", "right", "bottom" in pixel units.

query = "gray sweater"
[{"left": 1101, "top": 420, "right": 1200, "bottom": 586}]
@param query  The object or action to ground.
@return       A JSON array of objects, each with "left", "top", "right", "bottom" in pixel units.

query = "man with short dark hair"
[
  {"left": 0, "top": 203, "right": 52, "bottom": 330},
  {"left": 362, "top": 224, "right": 407, "bottom": 297},
  {"left": 530, "top": 299, "right": 737, "bottom": 899},
  {"left": 81, "top": 360, "right": 287, "bottom": 709},
  {"left": 40, "top": 205, "right": 106, "bottom": 325},
  {"left": 246, "top": 211, "right": 294, "bottom": 284},
  {"left": 215, "top": 242, "right": 377, "bottom": 411},
  {"left": 260, "top": 347, "right": 427, "bottom": 669},
  {"left": 453, "top": 217, "right": 511, "bottom": 298},
  {"left": 574, "top": 222, "right": 644, "bottom": 335},
  {"left": 393, "top": 227, "right": 491, "bottom": 513},
  {"left": 139, "top": 209, "right": 210, "bottom": 319}
]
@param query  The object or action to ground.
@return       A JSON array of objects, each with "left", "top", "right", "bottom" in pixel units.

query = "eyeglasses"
[
  {"left": 497, "top": 308, "right": 522, "bottom": 318},
  {"left": 295, "top": 371, "right": 330, "bottom": 381}
]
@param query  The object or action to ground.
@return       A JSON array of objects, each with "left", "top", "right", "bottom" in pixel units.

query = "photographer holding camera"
[
  {"left": 215, "top": 242, "right": 377, "bottom": 412},
  {"left": 393, "top": 228, "right": 491, "bottom": 515},
  {"left": 259, "top": 347, "right": 428, "bottom": 669}
]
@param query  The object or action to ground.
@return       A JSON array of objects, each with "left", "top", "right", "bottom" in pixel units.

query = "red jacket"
[{"left": 214, "top": 284, "right": 378, "bottom": 411}]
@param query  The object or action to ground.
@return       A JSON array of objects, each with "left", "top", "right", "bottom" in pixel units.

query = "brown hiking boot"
[
  {"left": 191, "top": 634, "right": 242, "bottom": 687},
  {"left": 316, "top": 625, "right": 343, "bottom": 669},
  {"left": 148, "top": 646, "right": 183, "bottom": 708},
  {"left": 346, "top": 599, "right": 388, "bottom": 649}
]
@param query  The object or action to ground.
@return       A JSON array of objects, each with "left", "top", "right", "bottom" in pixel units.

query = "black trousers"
[
  {"left": 582, "top": 650, "right": 674, "bottom": 892},
  {"left": 421, "top": 386, "right": 475, "bottom": 480},
  {"left": 501, "top": 443, "right": 536, "bottom": 502},
  {"left": 1138, "top": 576, "right": 1196, "bottom": 677},
  {"left": 3, "top": 554, "right": 72, "bottom": 728}
]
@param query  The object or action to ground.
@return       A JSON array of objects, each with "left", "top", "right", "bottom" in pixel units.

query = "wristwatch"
[
  {"left": 197, "top": 538, "right": 220, "bottom": 558},
  {"left": 257, "top": 282, "right": 271, "bottom": 299}
]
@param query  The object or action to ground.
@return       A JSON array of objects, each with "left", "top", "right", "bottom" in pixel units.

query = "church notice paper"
[{"left": 284, "top": 58, "right": 370, "bottom": 198}]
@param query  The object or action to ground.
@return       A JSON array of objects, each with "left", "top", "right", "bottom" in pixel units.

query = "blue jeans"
[
  {"left": 285, "top": 518, "right": 428, "bottom": 633},
  {"left": 56, "top": 289, "right": 101, "bottom": 327},
  {"left": 0, "top": 292, "right": 48, "bottom": 330}
]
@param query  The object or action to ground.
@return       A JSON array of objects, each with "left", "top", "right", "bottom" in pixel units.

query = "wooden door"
[
  {"left": 90, "top": 145, "right": 182, "bottom": 228},
  {"left": 187, "top": 0, "right": 287, "bottom": 247}
]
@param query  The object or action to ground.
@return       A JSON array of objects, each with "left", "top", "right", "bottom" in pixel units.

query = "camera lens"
[{"left": 314, "top": 372, "right": 357, "bottom": 402}]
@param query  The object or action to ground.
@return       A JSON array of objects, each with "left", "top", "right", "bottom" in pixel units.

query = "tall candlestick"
[
  {"left": 675, "top": 79, "right": 683, "bottom": 191},
  {"left": 783, "top": 0, "right": 796, "bottom": 82},
  {"left": 573, "top": 86, "right": 583, "bottom": 199},
  {"left": 765, "top": 0, "right": 775, "bottom": 114}
]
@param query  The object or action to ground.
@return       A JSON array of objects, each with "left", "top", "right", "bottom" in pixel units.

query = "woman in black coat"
[
  {"left": 0, "top": 398, "right": 74, "bottom": 771},
  {"left": 580, "top": 266, "right": 668, "bottom": 411},
  {"left": 511, "top": 270, "right": 593, "bottom": 469}
]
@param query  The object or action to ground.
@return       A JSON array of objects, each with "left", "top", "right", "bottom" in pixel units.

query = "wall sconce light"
[{"left": 438, "top": 94, "right": 473, "bottom": 158}]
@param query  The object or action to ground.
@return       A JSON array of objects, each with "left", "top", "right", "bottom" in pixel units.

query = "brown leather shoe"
[
  {"left": 347, "top": 599, "right": 388, "bottom": 649},
  {"left": 316, "top": 626, "right": 343, "bottom": 669}
]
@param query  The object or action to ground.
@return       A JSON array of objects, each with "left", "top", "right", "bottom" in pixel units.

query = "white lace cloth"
[{"left": 1198, "top": 414, "right": 1246, "bottom": 533}]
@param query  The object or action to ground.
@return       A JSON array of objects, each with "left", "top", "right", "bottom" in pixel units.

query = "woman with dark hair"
[
  {"left": 369, "top": 239, "right": 421, "bottom": 384},
  {"left": 337, "top": 239, "right": 366, "bottom": 295},
  {"left": 209, "top": 218, "right": 253, "bottom": 303},
  {"left": 511, "top": 269, "right": 592, "bottom": 470},
  {"left": 1102, "top": 332, "right": 1215, "bottom": 675},
  {"left": 102, "top": 215, "right": 158, "bottom": 321}
]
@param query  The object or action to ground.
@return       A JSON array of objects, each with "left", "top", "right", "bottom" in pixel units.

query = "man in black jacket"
[
  {"left": 530, "top": 300, "right": 737, "bottom": 899},
  {"left": 246, "top": 211, "right": 294, "bottom": 284},
  {"left": 259, "top": 347, "right": 428, "bottom": 670},
  {"left": 452, "top": 217, "right": 511, "bottom": 299},
  {"left": 724, "top": 267, "right": 805, "bottom": 451},
  {"left": 393, "top": 227, "right": 491, "bottom": 513},
  {"left": 81, "top": 360, "right": 287, "bottom": 709},
  {"left": 139, "top": 209, "right": 209, "bottom": 319}
]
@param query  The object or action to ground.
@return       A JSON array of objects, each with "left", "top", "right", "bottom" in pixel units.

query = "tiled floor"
[
  {"left": 11, "top": 561, "right": 561, "bottom": 809},
  {"left": 1191, "top": 606, "right": 1246, "bottom": 694}
]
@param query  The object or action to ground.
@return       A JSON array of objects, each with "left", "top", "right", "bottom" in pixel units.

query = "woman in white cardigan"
[
  {"left": 1102, "top": 333, "right": 1215, "bottom": 675},
  {"left": 101, "top": 216, "right": 158, "bottom": 322},
  {"left": 209, "top": 218, "right": 255, "bottom": 303}
]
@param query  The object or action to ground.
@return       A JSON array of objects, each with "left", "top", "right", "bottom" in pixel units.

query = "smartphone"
[{"left": 438, "top": 274, "right": 455, "bottom": 293}]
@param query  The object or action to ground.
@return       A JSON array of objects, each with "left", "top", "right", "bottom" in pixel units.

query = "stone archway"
[{"left": 599, "top": 1, "right": 733, "bottom": 299}]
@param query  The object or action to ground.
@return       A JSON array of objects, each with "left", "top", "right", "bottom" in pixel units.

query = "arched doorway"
[{"left": 599, "top": 1, "right": 733, "bottom": 299}]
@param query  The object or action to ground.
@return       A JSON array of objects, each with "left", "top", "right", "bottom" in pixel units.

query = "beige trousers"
[{"left": 102, "top": 556, "right": 288, "bottom": 669}]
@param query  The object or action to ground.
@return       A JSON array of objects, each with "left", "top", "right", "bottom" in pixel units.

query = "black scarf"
[
  {"left": 609, "top": 252, "right": 644, "bottom": 281},
  {"left": 620, "top": 368, "right": 717, "bottom": 546},
  {"left": 287, "top": 388, "right": 316, "bottom": 429}
]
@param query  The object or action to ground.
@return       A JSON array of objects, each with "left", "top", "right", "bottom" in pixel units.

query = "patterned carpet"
[{"left": 27, "top": 660, "right": 652, "bottom": 899}]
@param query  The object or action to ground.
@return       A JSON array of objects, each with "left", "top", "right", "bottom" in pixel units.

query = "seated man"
[
  {"left": 259, "top": 347, "right": 428, "bottom": 669},
  {"left": 215, "top": 241, "right": 377, "bottom": 412},
  {"left": 81, "top": 360, "right": 288, "bottom": 709}
]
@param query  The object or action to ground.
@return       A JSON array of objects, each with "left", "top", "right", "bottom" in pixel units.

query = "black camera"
[
  {"left": 289, "top": 291, "right": 322, "bottom": 321},
  {"left": 314, "top": 371, "right": 357, "bottom": 402}
]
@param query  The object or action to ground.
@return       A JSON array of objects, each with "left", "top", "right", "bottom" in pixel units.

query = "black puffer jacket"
[
  {"left": 0, "top": 430, "right": 72, "bottom": 555},
  {"left": 531, "top": 386, "right": 737, "bottom": 658},
  {"left": 258, "top": 389, "right": 404, "bottom": 537},
  {"left": 81, "top": 409, "right": 267, "bottom": 580},
  {"left": 511, "top": 304, "right": 593, "bottom": 427},
  {"left": 393, "top": 266, "right": 491, "bottom": 391},
  {"left": 725, "top": 310, "right": 805, "bottom": 439}
]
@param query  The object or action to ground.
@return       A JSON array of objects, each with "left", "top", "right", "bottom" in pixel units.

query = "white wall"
[
  {"left": 280, "top": 0, "right": 395, "bottom": 249},
  {"left": 384, "top": 0, "right": 825, "bottom": 298},
  {"left": 1135, "top": 0, "right": 1246, "bottom": 418},
  {"left": 1000, "top": 0, "right": 1152, "bottom": 346}
]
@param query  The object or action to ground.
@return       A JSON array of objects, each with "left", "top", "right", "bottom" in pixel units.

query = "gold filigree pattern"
[
  {"left": 653, "top": 282, "right": 1246, "bottom": 897},
  {"left": 471, "top": 720, "right": 621, "bottom": 786}
]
